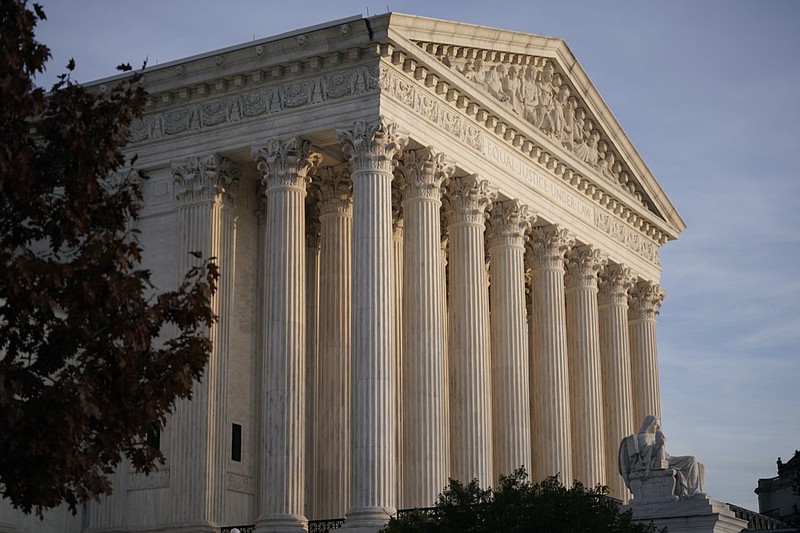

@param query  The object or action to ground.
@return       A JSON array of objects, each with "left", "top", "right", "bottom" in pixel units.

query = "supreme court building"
[{"left": 1, "top": 12, "right": 687, "bottom": 533}]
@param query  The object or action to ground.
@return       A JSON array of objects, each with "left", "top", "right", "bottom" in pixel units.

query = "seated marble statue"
[{"left": 619, "top": 415, "right": 705, "bottom": 499}]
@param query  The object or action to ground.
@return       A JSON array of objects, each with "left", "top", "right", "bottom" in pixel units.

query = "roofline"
[{"left": 83, "top": 14, "right": 365, "bottom": 87}]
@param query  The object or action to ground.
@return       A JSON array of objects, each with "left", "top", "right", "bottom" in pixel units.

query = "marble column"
[
  {"left": 398, "top": 148, "right": 452, "bottom": 508},
  {"left": 527, "top": 225, "right": 574, "bottom": 484},
  {"left": 628, "top": 280, "right": 665, "bottom": 425},
  {"left": 445, "top": 176, "right": 495, "bottom": 487},
  {"left": 487, "top": 199, "right": 533, "bottom": 479},
  {"left": 304, "top": 201, "right": 320, "bottom": 520},
  {"left": 252, "top": 138, "right": 322, "bottom": 532},
  {"left": 439, "top": 213, "right": 451, "bottom": 486},
  {"left": 598, "top": 264, "right": 635, "bottom": 501},
  {"left": 564, "top": 245, "right": 606, "bottom": 489},
  {"left": 337, "top": 119, "right": 407, "bottom": 530},
  {"left": 170, "top": 154, "right": 237, "bottom": 528},
  {"left": 313, "top": 167, "right": 353, "bottom": 519},
  {"left": 391, "top": 183, "right": 404, "bottom": 507}
]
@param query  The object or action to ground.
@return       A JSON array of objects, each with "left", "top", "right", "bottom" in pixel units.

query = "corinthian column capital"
[
  {"left": 487, "top": 199, "right": 535, "bottom": 249},
  {"left": 598, "top": 264, "right": 635, "bottom": 306},
  {"left": 565, "top": 245, "right": 606, "bottom": 289},
  {"left": 526, "top": 224, "right": 574, "bottom": 271},
  {"left": 172, "top": 153, "right": 239, "bottom": 205},
  {"left": 628, "top": 280, "right": 665, "bottom": 321},
  {"left": 251, "top": 137, "right": 322, "bottom": 193},
  {"left": 444, "top": 175, "right": 496, "bottom": 226},
  {"left": 336, "top": 118, "right": 408, "bottom": 174},
  {"left": 313, "top": 165, "right": 353, "bottom": 216},
  {"left": 398, "top": 147, "right": 454, "bottom": 201}
]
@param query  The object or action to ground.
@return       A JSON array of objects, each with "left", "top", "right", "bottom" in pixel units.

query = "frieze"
[
  {"left": 379, "top": 67, "right": 483, "bottom": 150},
  {"left": 129, "top": 66, "right": 380, "bottom": 144},
  {"left": 594, "top": 211, "right": 660, "bottom": 266}
]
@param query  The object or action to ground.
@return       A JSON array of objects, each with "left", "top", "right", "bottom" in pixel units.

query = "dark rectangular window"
[
  {"left": 146, "top": 425, "right": 160, "bottom": 451},
  {"left": 231, "top": 423, "right": 242, "bottom": 462}
]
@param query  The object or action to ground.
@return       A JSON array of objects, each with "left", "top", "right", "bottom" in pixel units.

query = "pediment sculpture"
[
  {"left": 428, "top": 46, "right": 652, "bottom": 212},
  {"left": 619, "top": 415, "right": 705, "bottom": 503}
]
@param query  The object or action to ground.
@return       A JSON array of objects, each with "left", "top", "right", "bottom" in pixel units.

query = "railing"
[
  {"left": 220, "top": 518, "right": 345, "bottom": 533},
  {"left": 308, "top": 518, "right": 346, "bottom": 532},
  {"left": 396, "top": 507, "right": 439, "bottom": 518},
  {"left": 727, "top": 503, "right": 792, "bottom": 531},
  {"left": 219, "top": 498, "right": 630, "bottom": 533}
]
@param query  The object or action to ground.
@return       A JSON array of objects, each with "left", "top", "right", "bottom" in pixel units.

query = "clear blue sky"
[{"left": 33, "top": 0, "right": 800, "bottom": 511}]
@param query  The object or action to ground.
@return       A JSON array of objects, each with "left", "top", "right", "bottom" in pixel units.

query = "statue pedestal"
[
  {"left": 628, "top": 468, "right": 678, "bottom": 504},
  {"left": 623, "top": 495, "right": 748, "bottom": 533}
]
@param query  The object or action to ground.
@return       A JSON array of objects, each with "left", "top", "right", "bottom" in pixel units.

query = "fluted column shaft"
[
  {"left": 399, "top": 148, "right": 452, "bottom": 507},
  {"left": 565, "top": 246, "right": 606, "bottom": 489},
  {"left": 527, "top": 225, "right": 574, "bottom": 484},
  {"left": 337, "top": 120, "right": 407, "bottom": 530},
  {"left": 445, "top": 176, "right": 495, "bottom": 486},
  {"left": 252, "top": 139, "right": 321, "bottom": 532},
  {"left": 392, "top": 218, "right": 404, "bottom": 507},
  {"left": 488, "top": 200, "right": 533, "bottom": 479},
  {"left": 391, "top": 180, "right": 404, "bottom": 507},
  {"left": 628, "top": 281, "right": 665, "bottom": 425},
  {"left": 598, "top": 264, "right": 635, "bottom": 501},
  {"left": 304, "top": 214, "right": 320, "bottom": 520},
  {"left": 171, "top": 154, "right": 237, "bottom": 527},
  {"left": 314, "top": 169, "right": 353, "bottom": 519}
]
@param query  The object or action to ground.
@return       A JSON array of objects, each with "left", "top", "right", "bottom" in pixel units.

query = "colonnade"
[{"left": 249, "top": 119, "right": 665, "bottom": 532}]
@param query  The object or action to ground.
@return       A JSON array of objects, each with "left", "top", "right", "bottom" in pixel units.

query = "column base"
[
  {"left": 339, "top": 507, "right": 396, "bottom": 533},
  {"left": 254, "top": 514, "right": 308, "bottom": 533}
]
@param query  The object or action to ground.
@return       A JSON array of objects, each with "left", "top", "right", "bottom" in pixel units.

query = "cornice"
[{"left": 88, "top": 15, "right": 367, "bottom": 96}]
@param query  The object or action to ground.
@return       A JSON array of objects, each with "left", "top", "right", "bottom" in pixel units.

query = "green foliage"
[
  {"left": 382, "top": 469, "right": 663, "bottom": 533},
  {"left": 0, "top": 0, "right": 217, "bottom": 516}
]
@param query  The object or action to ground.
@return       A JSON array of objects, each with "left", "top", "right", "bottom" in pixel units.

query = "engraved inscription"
[
  {"left": 482, "top": 138, "right": 594, "bottom": 224},
  {"left": 128, "top": 469, "right": 170, "bottom": 491},
  {"left": 226, "top": 472, "right": 255, "bottom": 494},
  {"left": 482, "top": 138, "right": 659, "bottom": 264}
]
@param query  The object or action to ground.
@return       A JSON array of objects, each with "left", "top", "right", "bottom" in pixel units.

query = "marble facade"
[{"left": 1, "top": 12, "right": 687, "bottom": 533}]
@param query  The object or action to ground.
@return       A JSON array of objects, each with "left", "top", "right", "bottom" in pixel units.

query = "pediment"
[{"left": 379, "top": 13, "right": 685, "bottom": 239}]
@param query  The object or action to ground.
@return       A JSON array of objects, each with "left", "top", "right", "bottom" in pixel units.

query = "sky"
[{"left": 32, "top": 0, "right": 799, "bottom": 512}]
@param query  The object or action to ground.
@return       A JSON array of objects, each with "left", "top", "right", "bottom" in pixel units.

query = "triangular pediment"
[{"left": 379, "top": 13, "right": 685, "bottom": 239}]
